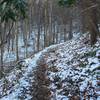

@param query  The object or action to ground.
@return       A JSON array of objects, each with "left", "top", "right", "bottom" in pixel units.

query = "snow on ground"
[
  {"left": 0, "top": 44, "right": 58, "bottom": 100},
  {"left": 2, "top": 29, "right": 65, "bottom": 65},
  {"left": 4, "top": 37, "right": 34, "bottom": 61},
  {"left": 0, "top": 33, "right": 100, "bottom": 100},
  {"left": 44, "top": 34, "right": 100, "bottom": 100}
]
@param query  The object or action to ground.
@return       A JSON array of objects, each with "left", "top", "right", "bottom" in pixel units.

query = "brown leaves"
[{"left": 33, "top": 58, "right": 51, "bottom": 100}]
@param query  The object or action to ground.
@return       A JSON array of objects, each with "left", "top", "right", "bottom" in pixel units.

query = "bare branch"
[{"left": 81, "top": 4, "right": 98, "bottom": 13}]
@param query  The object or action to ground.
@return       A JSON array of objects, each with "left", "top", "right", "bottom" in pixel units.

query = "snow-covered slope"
[
  {"left": 0, "top": 34, "right": 100, "bottom": 100},
  {"left": 43, "top": 34, "right": 100, "bottom": 100},
  {"left": 0, "top": 44, "right": 58, "bottom": 100}
]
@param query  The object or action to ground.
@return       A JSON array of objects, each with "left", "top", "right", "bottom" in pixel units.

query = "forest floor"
[
  {"left": 0, "top": 34, "right": 100, "bottom": 100},
  {"left": 0, "top": 43, "right": 57, "bottom": 100},
  {"left": 34, "top": 34, "right": 100, "bottom": 100}
]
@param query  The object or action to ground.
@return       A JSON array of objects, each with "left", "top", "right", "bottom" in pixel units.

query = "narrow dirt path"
[
  {"left": 32, "top": 41, "right": 100, "bottom": 100},
  {"left": 32, "top": 59, "right": 51, "bottom": 100},
  {"left": 0, "top": 45, "right": 57, "bottom": 100},
  {"left": 32, "top": 47, "right": 58, "bottom": 100}
]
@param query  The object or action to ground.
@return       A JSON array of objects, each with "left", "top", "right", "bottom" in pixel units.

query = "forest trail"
[
  {"left": 32, "top": 46, "right": 58, "bottom": 100},
  {"left": 0, "top": 35, "right": 100, "bottom": 100},
  {"left": 33, "top": 35, "right": 100, "bottom": 100},
  {"left": 0, "top": 44, "right": 58, "bottom": 100},
  {"left": 1, "top": 0, "right": 100, "bottom": 100},
  {"left": 36, "top": 56, "right": 100, "bottom": 100}
]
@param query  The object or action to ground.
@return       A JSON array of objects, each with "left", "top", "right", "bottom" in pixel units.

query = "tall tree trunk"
[
  {"left": 37, "top": 24, "right": 41, "bottom": 51},
  {"left": 88, "top": 2, "right": 99, "bottom": 45},
  {"left": 44, "top": 6, "right": 48, "bottom": 48},
  {"left": 64, "top": 26, "right": 67, "bottom": 42},
  {"left": 68, "top": 17, "right": 73, "bottom": 40},
  {"left": 0, "top": 22, "right": 4, "bottom": 78},
  {"left": 37, "top": 2, "right": 42, "bottom": 52},
  {"left": 16, "top": 22, "right": 19, "bottom": 61},
  {"left": 81, "top": 0, "right": 99, "bottom": 45},
  {"left": 53, "top": 22, "right": 56, "bottom": 44}
]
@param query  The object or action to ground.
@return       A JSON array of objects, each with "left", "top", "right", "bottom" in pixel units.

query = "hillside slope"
[
  {"left": 36, "top": 34, "right": 100, "bottom": 100},
  {"left": 0, "top": 44, "right": 57, "bottom": 100},
  {"left": 0, "top": 34, "right": 100, "bottom": 100}
]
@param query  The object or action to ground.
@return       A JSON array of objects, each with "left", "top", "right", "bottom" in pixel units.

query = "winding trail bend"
[
  {"left": 1, "top": 36, "right": 100, "bottom": 100},
  {"left": 0, "top": 44, "right": 58, "bottom": 100},
  {"left": 32, "top": 47, "right": 58, "bottom": 100}
]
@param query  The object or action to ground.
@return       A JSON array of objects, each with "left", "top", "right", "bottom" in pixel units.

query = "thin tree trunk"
[
  {"left": 68, "top": 18, "right": 73, "bottom": 40},
  {"left": 0, "top": 22, "right": 4, "bottom": 78},
  {"left": 16, "top": 22, "right": 19, "bottom": 61}
]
